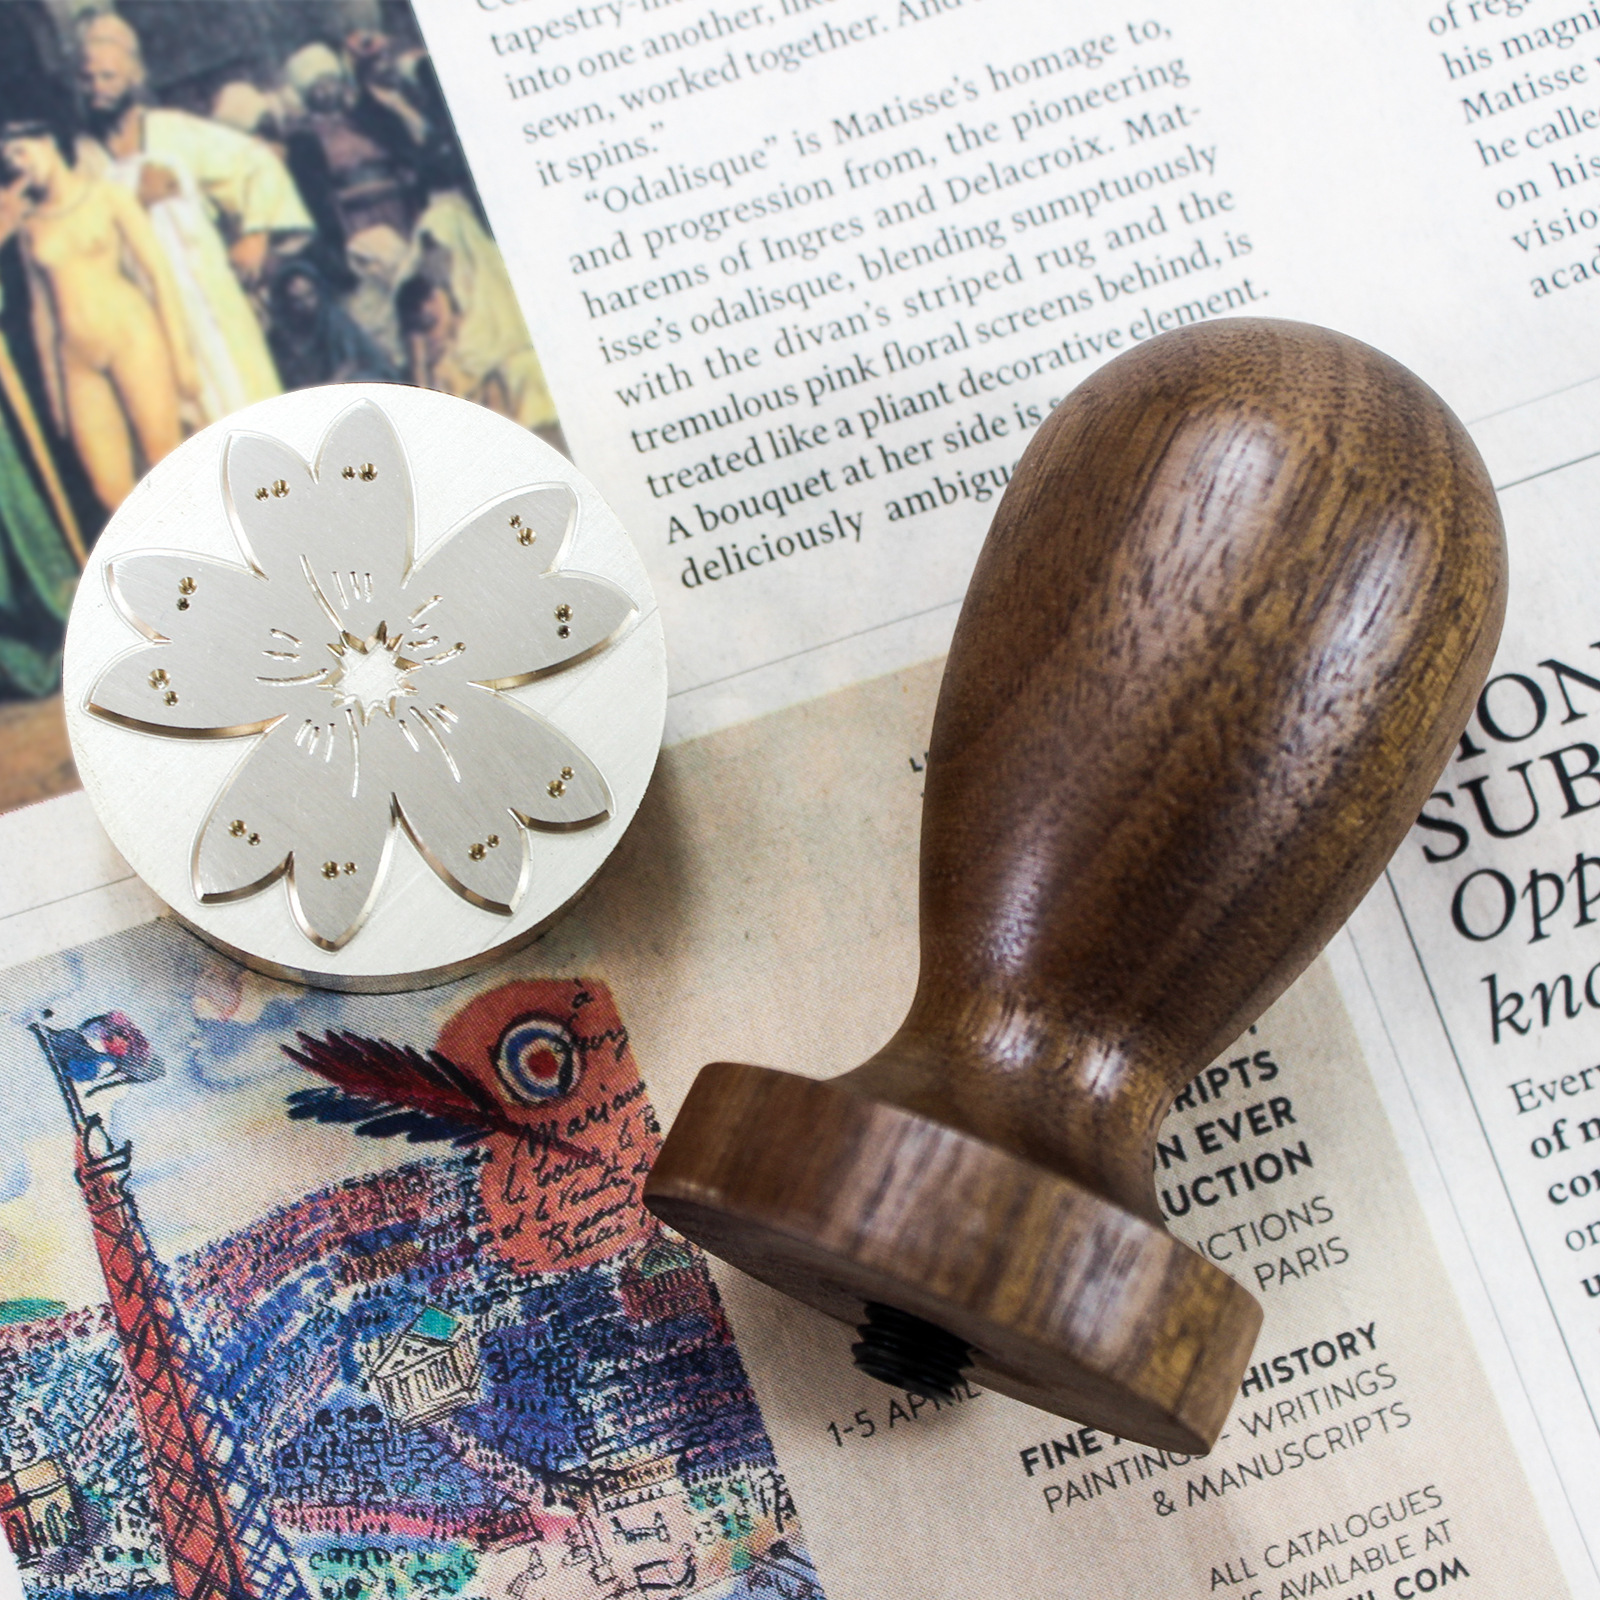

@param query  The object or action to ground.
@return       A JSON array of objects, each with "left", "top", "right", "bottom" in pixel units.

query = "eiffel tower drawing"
[{"left": 32, "top": 1019, "right": 310, "bottom": 1600}]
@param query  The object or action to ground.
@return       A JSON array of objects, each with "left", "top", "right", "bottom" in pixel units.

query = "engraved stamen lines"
[
  {"left": 331, "top": 569, "right": 376, "bottom": 609},
  {"left": 396, "top": 703, "right": 461, "bottom": 781},
  {"left": 262, "top": 628, "right": 301, "bottom": 663}
]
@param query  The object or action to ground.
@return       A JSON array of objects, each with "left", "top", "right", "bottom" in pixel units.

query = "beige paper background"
[
  {"left": 535, "top": 658, "right": 1571, "bottom": 1598},
  {"left": 0, "top": 654, "right": 1571, "bottom": 1599}
]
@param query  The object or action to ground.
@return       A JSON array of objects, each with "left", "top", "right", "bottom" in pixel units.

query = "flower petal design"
[
  {"left": 222, "top": 431, "right": 315, "bottom": 576},
  {"left": 225, "top": 402, "right": 413, "bottom": 622},
  {"left": 391, "top": 751, "right": 528, "bottom": 916},
  {"left": 108, "top": 550, "right": 321, "bottom": 645},
  {"left": 102, "top": 398, "right": 631, "bottom": 950},
  {"left": 89, "top": 554, "right": 328, "bottom": 737},
  {"left": 392, "top": 689, "right": 609, "bottom": 907},
  {"left": 410, "top": 486, "right": 636, "bottom": 688},
  {"left": 194, "top": 712, "right": 397, "bottom": 949}
]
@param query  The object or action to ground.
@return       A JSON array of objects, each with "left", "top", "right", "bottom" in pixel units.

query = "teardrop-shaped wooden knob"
[{"left": 644, "top": 319, "right": 1507, "bottom": 1453}]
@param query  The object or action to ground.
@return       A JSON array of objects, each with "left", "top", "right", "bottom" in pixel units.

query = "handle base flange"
[{"left": 646, "top": 1061, "right": 1261, "bottom": 1454}]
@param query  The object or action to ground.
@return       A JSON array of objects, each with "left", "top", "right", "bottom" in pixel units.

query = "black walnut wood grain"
[{"left": 644, "top": 318, "right": 1507, "bottom": 1453}]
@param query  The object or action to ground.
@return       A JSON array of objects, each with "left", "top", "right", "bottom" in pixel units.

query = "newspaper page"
[
  {"left": 0, "top": 1, "right": 1592, "bottom": 1599},
  {"left": 407, "top": 0, "right": 1600, "bottom": 1588},
  {"left": 0, "top": 670, "right": 1577, "bottom": 1600},
  {"left": 1335, "top": 395, "right": 1600, "bottom": 1570}
]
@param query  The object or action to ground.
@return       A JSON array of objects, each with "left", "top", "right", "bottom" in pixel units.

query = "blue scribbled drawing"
[{"left": 0, "top": 947, "right": 825, "bottom": 1600}]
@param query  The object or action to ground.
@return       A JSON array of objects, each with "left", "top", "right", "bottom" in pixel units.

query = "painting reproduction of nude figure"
[{"left": 0, "top": 0, "right": 563, "bottom": 814}]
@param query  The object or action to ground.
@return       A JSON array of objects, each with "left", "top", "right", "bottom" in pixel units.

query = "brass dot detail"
[
  {"left": 148, "top": 669, "right": 169, "bottom": 689},
  {"left": 342, "top": 465, "right": 356, "bottom": 480},
  {"left": 486, "top": 834, "right": 500, "bottom": 848},
  {"left": 555, "top": 604, "right": 573, "bottom": 622},
  {"left": 342, "top": 862, "right": 357, "bottom": 875},
  {"left": 557, "top": 625, "right": 570, "bottom": 638},
  {"left": 177, "top": 576, "right": 196, "bottom": 595},
  {"left": 358, "top": 463, "right": 377, "bottom": 481},
  {"left": 561, "top": 766, "right": 574, "bottom": 779},
  {"left": 271, "top": 479, "right": 289, "bottom": 498},
  {"left": 321, "top": 861, "right": 339, "bottom": 879},
  {"left": 163, "top": 690, "right": 178, "bottom": 705},
  {"left": 548, "top": 778, "right": 566, "bottom": 798},
  {"left": 247, "top": 833, "right": 260, "bottom": 846},
  {"left": 228, "top": 820, "right": 246, "bottom": 837},
  {"left": 468, "top": 843, "right": 486, "bottom": 861},
  {"left": 176, "top": 598, "right": 190, "bottom": 611}
]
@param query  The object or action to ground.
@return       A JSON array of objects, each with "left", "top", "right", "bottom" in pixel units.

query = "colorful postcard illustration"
[{"left": 0, "top": 921, "right": 822, "bottom": 1600}]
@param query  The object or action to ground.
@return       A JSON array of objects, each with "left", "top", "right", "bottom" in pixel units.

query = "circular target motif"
[{"left": 495, "top": 1014, "right": 581, "bottom": 1103}]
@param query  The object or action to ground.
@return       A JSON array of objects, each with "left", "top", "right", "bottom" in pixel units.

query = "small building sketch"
[
  {"left": 0, "top": 1457, "right": 79, "bottom": 1563},
  {"left": 369, "top": 1306, "right": 482, "bottom": 1426},
  {"left": 94, "top": 1499, "right": 163, "bottom": 1590},
  {"left": 618, "top": 1235, "right": 715, "bottom": 1325}
]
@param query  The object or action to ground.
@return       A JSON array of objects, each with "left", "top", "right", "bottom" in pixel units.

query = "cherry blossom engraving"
[{"left": 87, "top": 401, "right": 634, "bottom": 950}]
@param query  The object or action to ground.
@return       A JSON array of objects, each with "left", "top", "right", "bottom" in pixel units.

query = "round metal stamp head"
[{"left": 64, "top": 385, "right": 666, "bottom": 991}]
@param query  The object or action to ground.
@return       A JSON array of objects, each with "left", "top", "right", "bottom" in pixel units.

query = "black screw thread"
[{"left": 851, "top": 1302, "right": 971, "bottom": 1401}]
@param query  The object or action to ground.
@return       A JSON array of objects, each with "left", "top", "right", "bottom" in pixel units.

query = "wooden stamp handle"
[
  {"left": 849, "top": 317, "right": 1506, "bottom": 1226},
  {"left": 647, "top": 320, "right": 1506, "bottom": 1452}
]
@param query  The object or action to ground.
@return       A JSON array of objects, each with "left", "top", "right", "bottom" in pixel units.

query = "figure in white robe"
[
  {"left": 78, "top": 17, "right": 313, "bottom": 424},
  {"left": 403, "top": 191, "right": 557, "bottom": 433}
]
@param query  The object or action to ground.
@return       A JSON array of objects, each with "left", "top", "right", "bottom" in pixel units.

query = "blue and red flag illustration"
[{"left": 39, "top": 1012, "right": 163, "bottom": 1095}]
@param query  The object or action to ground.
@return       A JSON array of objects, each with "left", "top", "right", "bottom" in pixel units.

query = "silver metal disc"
[{"left": 64, "top": 384, "right": 666, "bottom": 991}]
